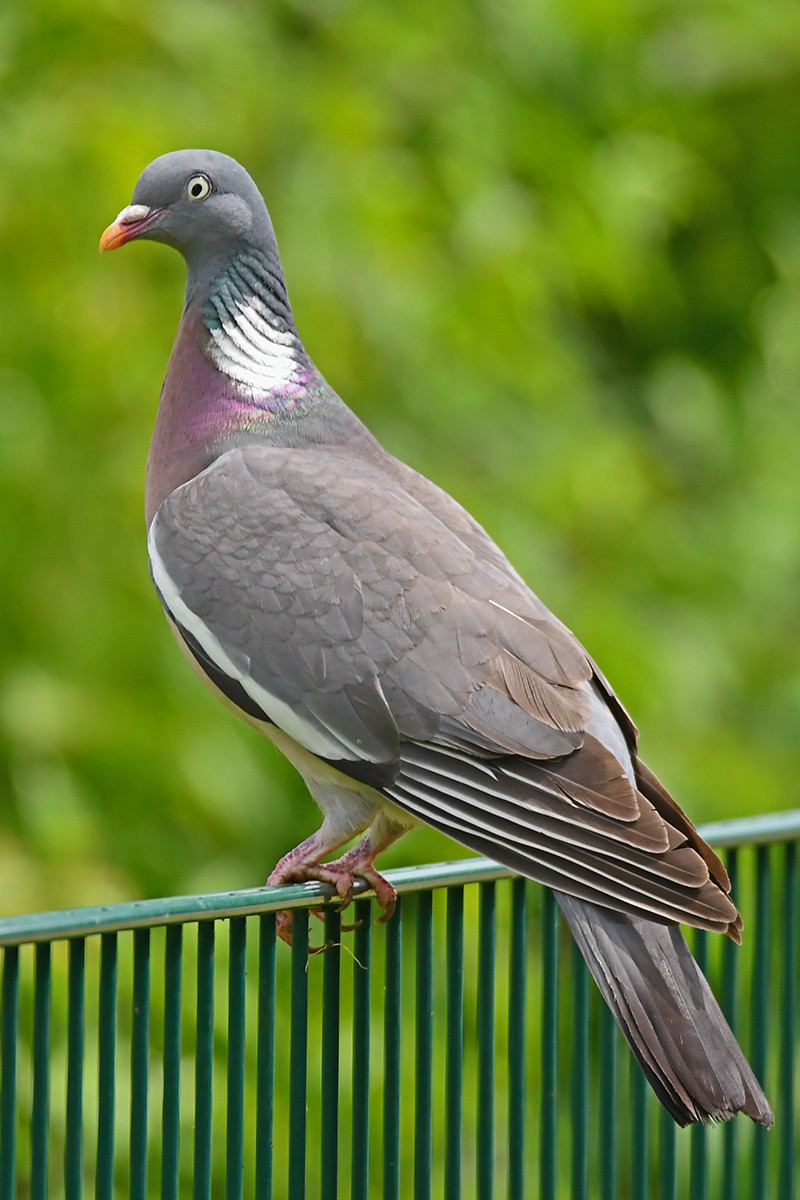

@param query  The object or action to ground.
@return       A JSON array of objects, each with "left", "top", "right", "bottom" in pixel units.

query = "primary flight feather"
[{"left": 101, "top": 149, "right": 772, "bottom": 1127}]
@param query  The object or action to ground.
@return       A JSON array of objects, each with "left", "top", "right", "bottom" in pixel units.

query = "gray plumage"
[{"left": 102, "top": 149, "right": 773, "bottom": 1127}]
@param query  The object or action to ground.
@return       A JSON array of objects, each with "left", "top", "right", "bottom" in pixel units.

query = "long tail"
[{"left": 555, "top": 891, "right": 774, "bottom": 1127}]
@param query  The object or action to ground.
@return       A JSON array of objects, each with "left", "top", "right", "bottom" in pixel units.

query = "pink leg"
[{"left": 267, "top": 828, "right": 350, "bottom": 889}]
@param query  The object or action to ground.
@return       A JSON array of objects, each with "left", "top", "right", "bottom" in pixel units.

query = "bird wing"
[{"left": 149, "top": 443, "right": 737, "bottom": 933}]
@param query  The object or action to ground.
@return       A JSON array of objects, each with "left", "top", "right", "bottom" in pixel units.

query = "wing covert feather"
[{"left": 150, "top": 443, "right": 593, "bottom": 765}]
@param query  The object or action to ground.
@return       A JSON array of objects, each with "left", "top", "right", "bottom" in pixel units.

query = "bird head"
[{"left": 99, "top": 149, "right": 276, "bottom": 263}]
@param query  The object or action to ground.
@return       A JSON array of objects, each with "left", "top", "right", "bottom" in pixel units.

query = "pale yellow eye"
[{"left": 186, "top": 174, "right": 211, "bottom": 201}]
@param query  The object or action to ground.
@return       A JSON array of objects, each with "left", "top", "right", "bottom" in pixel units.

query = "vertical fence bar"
[
  {"left": 226, "top": 918, "right": 247, "bottom": 1200},
  {"left": 689, "top": 931, "right": 708, "bottom": 1199},
  {"left": 721, "top": 849, "right": 739, "bottom": 1200},
  {"left": 130, "top": 928, "right": 150, "bottom": 1200},
  {"left": 659, "top": 1108, "right": 677, "bottom": 1200},
  {"left": 539, "top": 890, "right": 558, "bottom": 1200},
  {"left": 65, "top": 938, "right": 85, "bottom": 1200},
  {"left": 779, "top": 842, "right": 797, "bottom": 1200},
  {"left": 570, "top": 942, "right": 589, "bottom": 1200},
  {"left": 0, "top": 831, "right": 797, "bottom": 1200},
  {"left": 31, "top": 942, "right": 51, "bottom": 1200},
  {"left": 598, "top": 1005, "right": 617, "bottom": 1200},
  {"left": 161, "top": 925, "right": 183, "bottom": 1200},
  {"left": 445, "top": 887, "right": 464, "bottom": 1200},
  {"left": 508, "top": 878, "right": 527, "bottom": 1200},
  {"left": 414, "top": 891, "right": 434, "bottom": 1200},
  {"left": 194, "top": 921, "right": 216, "bottom": 1200},
  {"left": 96, "top": 933, "right": 119, "bottom": 1200},
  {"left": 288, "top": 911, "right": 309, "bottom": 1200},
  {"left": 0, "top": 946, "right": 19, "bottom": 1200},
  {"left": 351, "top": 902, "right": 372, "bottom": 1200},
  {"left": 751, "top": 846, "right": 770, "bottom": 1200},
  {"left": 383, "top": 899, "right": 403, "bottom": 1200},
  {"left": 320, "top": 909, "right": 341, "bottom": 1200},
  {"left": 477, "top": 883, "right": 496, "bottom": 1200},
  {"left": 255, "top": 914, "right": 276, "bottom": 1200},
  {"left": 629, "top": 1058, "right": 648, "bottom": 1200}
]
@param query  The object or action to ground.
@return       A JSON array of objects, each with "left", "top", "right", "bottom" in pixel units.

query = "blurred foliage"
[{"left": 1, "top": 0, "right": 800, "bottom": 915}]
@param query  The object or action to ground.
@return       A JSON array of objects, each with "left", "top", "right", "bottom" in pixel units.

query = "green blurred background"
[{"left": 1, "top": 0, "right": 799, "bottom": 917}]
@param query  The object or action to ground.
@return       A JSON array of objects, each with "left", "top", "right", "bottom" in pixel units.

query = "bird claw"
[
  {"left": 274, "top": 908, "right": 333, "bottom": 952},
  {"left": 332, "top": 887, "right": 355, "bottom": 912},
  {"left": 268, "top": 853, "right": 397, "bottom": 950},
  {"left": 275, "top": 909, "right": 296, "bottom": 947}
]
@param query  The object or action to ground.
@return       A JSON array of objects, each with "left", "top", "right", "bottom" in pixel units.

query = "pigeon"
[{"left": 101, "top": 149, "right": 773, "bottom": 1127}]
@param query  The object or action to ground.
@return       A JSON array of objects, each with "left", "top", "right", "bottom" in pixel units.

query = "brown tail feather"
[{"left": 555, "top": 891, "right": 773, "bottom": 1127}]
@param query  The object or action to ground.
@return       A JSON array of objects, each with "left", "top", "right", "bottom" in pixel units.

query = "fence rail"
[{"left": 0, "top": 809, "right": 798, "bottom": 1199}]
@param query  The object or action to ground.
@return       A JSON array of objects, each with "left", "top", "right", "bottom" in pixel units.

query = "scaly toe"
[
  {"left": 358, "top": 871, "right": 397, "bottom": 920},
  {"left": 275, "top": 910, "right": 295, "bottom": 946}
]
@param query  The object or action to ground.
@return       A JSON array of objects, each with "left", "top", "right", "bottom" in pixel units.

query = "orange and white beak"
[{"left": 99, "top": 204, "right": 162, "bottom": 252}]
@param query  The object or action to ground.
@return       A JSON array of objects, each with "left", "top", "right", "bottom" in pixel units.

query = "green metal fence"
[{"left": 0, "top": 810, "right": 798, "bottom": 1199}]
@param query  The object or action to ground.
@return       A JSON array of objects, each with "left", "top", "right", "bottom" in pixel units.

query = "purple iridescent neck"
[
  {"left": 146, "top": 304, "right": 320, "bottom": 525},
  {"left": 145, "top": 246, "right": 375, "bottom": 526}
]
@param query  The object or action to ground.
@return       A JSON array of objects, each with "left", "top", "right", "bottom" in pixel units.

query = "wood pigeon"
[{"left": 101, "top": 149, "right": 773, "bottom": 1127}]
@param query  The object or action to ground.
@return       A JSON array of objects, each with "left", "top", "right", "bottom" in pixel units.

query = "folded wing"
[{"left": 149, "top": 442, "right": 738, "bottom": 936}]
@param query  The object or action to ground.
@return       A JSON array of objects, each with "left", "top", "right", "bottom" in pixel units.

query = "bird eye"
[{"left": 186, "top": 174, "right": 212, "bottom": 201}]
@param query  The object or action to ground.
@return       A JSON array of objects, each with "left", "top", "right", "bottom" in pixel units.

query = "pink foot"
[
  {"left": 267, "top": 847, "right": 397, "bottom": 948},
  {"left": 325, "top": 856, "right": 397, "bottom": 923},
  {"left": 274, "top": 908, "right": 332, "bottom": 952}
]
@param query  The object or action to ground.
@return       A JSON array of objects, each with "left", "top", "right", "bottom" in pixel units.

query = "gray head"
[{"left": 100, "top": 150, "right": 282, "bottom": 292}]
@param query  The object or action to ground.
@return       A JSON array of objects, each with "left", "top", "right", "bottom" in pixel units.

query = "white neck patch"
[{"left": 203, "top": 254, "right": 303, "bottom": 393}]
